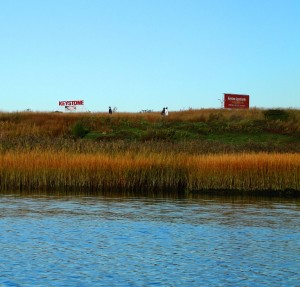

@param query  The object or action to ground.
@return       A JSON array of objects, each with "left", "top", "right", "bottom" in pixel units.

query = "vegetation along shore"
[{"left": 0, "top": 108, "right": 299, "bottom": 195}]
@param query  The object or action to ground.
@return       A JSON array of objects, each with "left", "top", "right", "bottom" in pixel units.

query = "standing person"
[
  {"left": 161, "top": 107, "right": 165, "bottom": 116},
  {"left": 165, "top": 107, "right": 168, "bottom": 116},
  {"left": 109, "top": 107, "right": 112, "bottom": 114}
]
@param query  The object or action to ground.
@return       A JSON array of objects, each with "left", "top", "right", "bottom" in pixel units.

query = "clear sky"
[{"left": 1, "top": 0, "right": 299, "bottom": 112}]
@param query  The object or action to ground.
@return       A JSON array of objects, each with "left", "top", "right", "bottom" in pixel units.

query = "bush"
[
  {"left": 141, "top": 129, "right": 176, "bottom": 141},
  {"left": 263, "top": 109, "right": 289, "bottom": 121},
  {"left": 71, "top": 121, "right": 90, "bottom": 138}
]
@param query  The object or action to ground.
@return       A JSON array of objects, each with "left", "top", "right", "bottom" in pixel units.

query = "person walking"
[
  {"left": 165, "top": 107, "right": 168, "bottom": 116},
  {"left": 109, "top": 107, "right": 112, "bottom": 114},
  {"left": 161, "top": 107, "right": 165, "bottom": 116}
]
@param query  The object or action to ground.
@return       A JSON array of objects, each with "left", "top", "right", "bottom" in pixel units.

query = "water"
[{"left": 0, "top": 193, "right": 299, "bottom": 287}]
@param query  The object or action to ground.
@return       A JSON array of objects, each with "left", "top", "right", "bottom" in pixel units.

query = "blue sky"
[{"left": 1, "top": 0, "right": 299, "bottom": 112}]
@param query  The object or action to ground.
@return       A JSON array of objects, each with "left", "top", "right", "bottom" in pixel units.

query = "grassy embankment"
[{"left": 0, "top": 108, "right": 299, "bottom": 195}]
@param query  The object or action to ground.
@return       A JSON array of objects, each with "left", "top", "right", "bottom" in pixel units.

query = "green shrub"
[
  {"left": 263, "top": 109, "right": 289, "bottom": 121},
  {"left": 71, "top": 121, "right": 90, "bottom": 138},
  {"left": 142, "top": 129, "right": 176, "bottom": 141}
]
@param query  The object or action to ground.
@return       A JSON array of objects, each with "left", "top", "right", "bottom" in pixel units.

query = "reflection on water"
[{"left": 0, "top": 193, "right": 299, "bottom": 287}]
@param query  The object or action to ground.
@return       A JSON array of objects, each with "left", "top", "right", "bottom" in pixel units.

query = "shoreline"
[
  {"left": 1, "top": 188, "right": 299, "bottom": 198},
  {"left": 1, "top": 109, "right": 299, "bottom": 197}
]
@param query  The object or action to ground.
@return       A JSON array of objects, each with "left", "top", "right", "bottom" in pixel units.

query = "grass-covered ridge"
[
  {"left": 0, "top": 108, "right": 299, "bottom": 194},
  {"left": 0, "top": 108, "right": 299, "bottom": 153}
]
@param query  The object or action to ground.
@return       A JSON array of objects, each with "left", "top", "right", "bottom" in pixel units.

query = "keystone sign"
[
  {"left": 224, "top": 94, "right": 249, "bottom": 109},
  {"left": 59, "top": 100, "right": 84, "bottom": 106}
]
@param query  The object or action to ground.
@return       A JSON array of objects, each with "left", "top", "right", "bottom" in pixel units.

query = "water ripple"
[{"left": 0, "top": 194, "right": 299, "bottom": 286}]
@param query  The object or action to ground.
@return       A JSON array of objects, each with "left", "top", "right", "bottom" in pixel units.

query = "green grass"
[
  {"left": 78, "top": 116, "right": 299, "bottom": 152},
  {"left": 205, "top": 132, "right": 292, "bottom": 145}
]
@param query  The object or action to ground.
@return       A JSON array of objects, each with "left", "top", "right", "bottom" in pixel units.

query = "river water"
[{"left": 0, "top": 193, "right": 299, "bottom": 287}]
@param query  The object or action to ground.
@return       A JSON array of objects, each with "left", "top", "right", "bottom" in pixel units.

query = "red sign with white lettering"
[{"left": 224, "top": 94, "right": 249, "bottom": 109}]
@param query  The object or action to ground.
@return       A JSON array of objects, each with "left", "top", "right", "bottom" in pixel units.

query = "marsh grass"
[{"left": 0, "top": 151, "right": 299, "bottom": 194}]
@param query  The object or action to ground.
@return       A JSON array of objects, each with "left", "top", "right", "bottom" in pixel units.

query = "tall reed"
[{"left": 0, "top": 151, "right": 299, "bottom": 193}]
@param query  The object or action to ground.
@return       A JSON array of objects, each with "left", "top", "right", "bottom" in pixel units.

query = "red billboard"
[{"left": 224, "top": 94, "right": 249, "bottom": 109}]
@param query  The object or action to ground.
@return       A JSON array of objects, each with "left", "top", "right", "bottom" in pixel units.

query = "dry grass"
[
  {"left": 0, "top": 151, "right": 299, "bottom": 193},
  {"left": 187, "top": 153, "right": 300, "bottom": 191}
]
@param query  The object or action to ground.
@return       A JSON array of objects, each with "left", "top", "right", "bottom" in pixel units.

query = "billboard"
[
  {"left": 59, "top": 100, "right": 84, "bottom": 112},
  {"left": 59, "top": 100, "right": 84, "bottom": 106},
  {"left": 224, "top": 94, "right": 249, "bottom": 109}
]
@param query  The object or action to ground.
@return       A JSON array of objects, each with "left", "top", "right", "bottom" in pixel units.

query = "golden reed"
[{"left": 0, "top": 151, "right": 299, "bottom": 193}]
